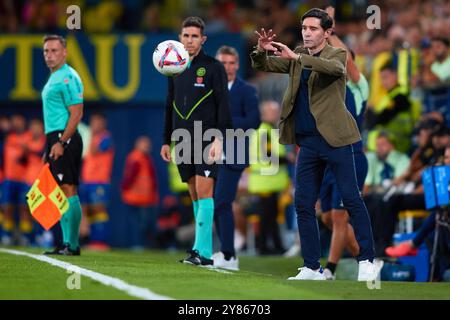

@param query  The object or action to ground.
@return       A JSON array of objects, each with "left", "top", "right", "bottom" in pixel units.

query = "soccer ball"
[{"left": 152, "top": 40, "right": 189, "bottom": 76}]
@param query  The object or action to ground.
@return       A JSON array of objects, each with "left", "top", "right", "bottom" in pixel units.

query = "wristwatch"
[{"left": 58, "top": 139, "right": 69, "bottom": 148}]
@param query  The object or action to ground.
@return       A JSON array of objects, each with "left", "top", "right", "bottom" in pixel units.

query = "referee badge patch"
[
  {"left": 195, "top": 68, "right": 206, "bottom": 87},
  {"left": 196, "top": 67, "right": 206, "bottom": 77}
]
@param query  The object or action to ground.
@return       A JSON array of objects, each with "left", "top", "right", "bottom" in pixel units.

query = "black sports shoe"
[
  {"left": 180, "top": 249, "right": 201, "bottom": 265},
  {"left": 60, "top": 245, "right": 81, "bottom": 256},
  {"left": 43, "top": 244, "right": 67, "bottom": 255},
  {"left": 180, "top": 249, "right": 213, "bottom": 267}
]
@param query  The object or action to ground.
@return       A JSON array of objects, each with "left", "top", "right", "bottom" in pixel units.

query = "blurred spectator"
[
  {"left": 364, "top": 132, "right": 411, "bottom": 196},
  {"left": 371, "top": 123, "right": 449, "bottom": 256},
  {"left": 429, "top": 37, "right": 450, "bottom": 84},
  {"left": 365, "top": 62, "right": 416, "bottom": 153},
  {"left": 419, "top": 38, "right": 450, "bottom": 127},
  {"left": 419, "top": 42, "right": 437, "bottom": 89},
  {"left": 248, "top": 101, "right": 289, "bottom": 255},
  {"left": 363, "top": 132, "right": 410, "bottom": 257},
  {"left": 430, "top": 124, "right": 450, "bottom": 164},
  {"left": 366, "top": 36, "right": 399, "bottom": 109},
  {"left": 1, "top": 114, "right": 30, "bottom": 246},
  {"left": 121, "top": 136, "right": 159, "bottom": 249},
  {"left": 80, "top": 113, "right": 115, "bottom": 250}
]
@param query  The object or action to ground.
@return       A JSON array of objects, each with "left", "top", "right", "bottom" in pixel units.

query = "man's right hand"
[
  {"left": 160, "top": 144, "right": 171, "bottom": 162},
  {"left": 254, "top": 28, "right": 278, "bottom": 51}
]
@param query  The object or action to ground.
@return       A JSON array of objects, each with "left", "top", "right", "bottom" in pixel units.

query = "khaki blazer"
[{"left": 250, "top": 43, "right": 361, "bottom": 147}]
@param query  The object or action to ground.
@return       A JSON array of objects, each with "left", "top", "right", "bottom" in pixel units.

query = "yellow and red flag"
[{"left": 26, "top": 163, "right": 69, "bottom": 230}]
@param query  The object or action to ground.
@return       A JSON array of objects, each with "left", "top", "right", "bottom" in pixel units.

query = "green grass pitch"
[{"left": 0, "top": 247, "right": 449, "bottom": 300}]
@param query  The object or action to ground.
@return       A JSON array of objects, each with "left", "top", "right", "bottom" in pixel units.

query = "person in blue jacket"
[{"left": 213, "top": 45, "right": 261, "bottom": 270}]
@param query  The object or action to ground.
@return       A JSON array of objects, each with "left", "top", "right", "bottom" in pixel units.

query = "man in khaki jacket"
[{"left": 251, "top": 8, "right": 378, "bottom": 281}]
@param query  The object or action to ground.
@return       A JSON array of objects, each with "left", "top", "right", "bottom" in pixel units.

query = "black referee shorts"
[
  {"left": 44, "top": 130, "right": 83, "bottom": 186},
  {"left": 174, "top": 139, "right": 218, "bottom": 183}
]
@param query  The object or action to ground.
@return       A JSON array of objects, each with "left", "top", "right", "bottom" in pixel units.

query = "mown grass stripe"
[{"left": 0, "top": 248, "right": 173, "bottom": 300}]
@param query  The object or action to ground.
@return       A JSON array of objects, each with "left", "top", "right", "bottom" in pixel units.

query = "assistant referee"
[{"left": 41, "top": 35, "right": 84, "bottom": 256}]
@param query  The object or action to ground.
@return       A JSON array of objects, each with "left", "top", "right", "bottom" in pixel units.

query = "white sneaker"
[
  {"left": 212, "top": 252, "right": 239, "bottom": 271},
  {"left": 323, "top": 268, "right": 336, "bottom": 280},
  {"left": 358, "top": 259, "right": 382, "bottom": 281},
  {"left": 287, "top": 267, "right": 326, "bottom": 280}
]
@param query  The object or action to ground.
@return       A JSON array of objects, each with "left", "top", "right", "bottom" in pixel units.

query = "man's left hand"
[
  {"left": 271, "top": 42, "right": 298, "bottom": 60},
  {"left": 50, "top": 142, "right": 64, "bottom": 160}
]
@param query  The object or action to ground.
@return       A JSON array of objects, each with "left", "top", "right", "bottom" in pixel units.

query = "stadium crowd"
[{"left": 0, "top": 0, "right": 449, "bottom": 280}]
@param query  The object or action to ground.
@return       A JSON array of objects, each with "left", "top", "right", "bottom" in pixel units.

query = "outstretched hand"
[{"left": 254, "top": 28, "right": 278, "bottom": 51}]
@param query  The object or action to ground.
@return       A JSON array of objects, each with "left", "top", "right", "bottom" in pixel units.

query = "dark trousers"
[
  {"left": 295, "top": 135, "right": 374, "bottom": 270},
  {"left": 257, "top": 193, "right": 284, "bottom": 253},
  {"left": 367, "top": 193, "right": 426, "bottom": 256},
  {"left": 214, "top": 165, "right": 243, "bottom": 256}
]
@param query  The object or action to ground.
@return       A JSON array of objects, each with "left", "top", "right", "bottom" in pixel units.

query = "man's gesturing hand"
[
  {"left": 254, "top": 28, "right": 279, "bottom": 51},
  {"left": 271, "top": 41, "right": 298, "bottom": 60}
]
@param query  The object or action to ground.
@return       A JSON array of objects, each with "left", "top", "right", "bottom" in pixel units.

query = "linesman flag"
[{"left": 26, "top": 163, "right": 69, "bottom": 230}]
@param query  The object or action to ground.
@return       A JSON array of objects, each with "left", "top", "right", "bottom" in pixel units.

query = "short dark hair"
[
  {"left": 301, "top": 8, "right": 333, "bottom": 31},
  {"left": 181, "top": 16, "right": 205, "bottom": 34},
  {"left": 43, "top": 34, "right": 67, "bottom": 48},
  {"left": 431, "top": 37, "right": 449, "bottom": 47},
  {"left": 216, "top": 45, "right": 239, "bottom": 62}
]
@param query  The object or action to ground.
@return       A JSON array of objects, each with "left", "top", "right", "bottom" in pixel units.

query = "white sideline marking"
[
  {"left": 202, "top": 266, "right": 234, "bottom": 274},
  {"left": 0, "top": 248, "right": 173, "bottom": 300}
]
